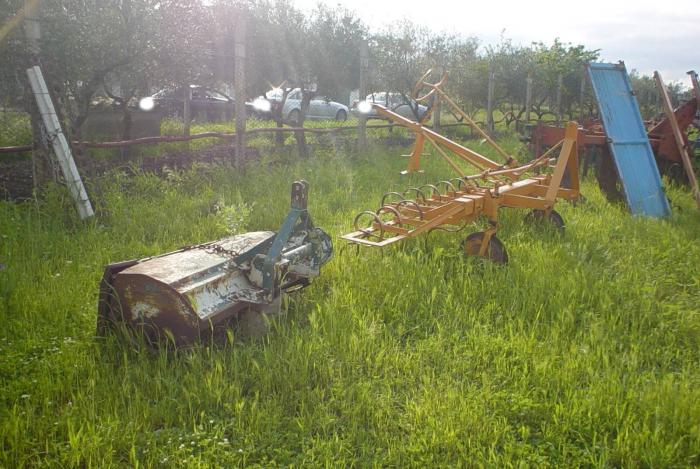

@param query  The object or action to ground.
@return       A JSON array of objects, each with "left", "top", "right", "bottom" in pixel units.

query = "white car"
[
  {"left": 264, "top": 88, "right": 349, "bottom": 124},
  {"left": 353, "top": 92, "right": 429, "bottom": 121}
]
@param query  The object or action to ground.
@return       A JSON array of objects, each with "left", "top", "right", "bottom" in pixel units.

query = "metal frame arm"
[{"left": 261, "top": 180, "right": 313, "bottom": 292}]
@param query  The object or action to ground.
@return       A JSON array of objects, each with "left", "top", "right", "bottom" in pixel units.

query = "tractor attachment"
[
  {"left": 97, "top": 180, "right": 332, "bottom": 345},
  {"left": 527, "top": 68, "right": 699, "bottom": 209},
  {"left": 343, "top": 71, "right": 580, "bottom": 263}
]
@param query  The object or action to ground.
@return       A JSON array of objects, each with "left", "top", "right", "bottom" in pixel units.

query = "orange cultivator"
[{"left": 342, "top": 71, "right": 581, "bottom": 263}]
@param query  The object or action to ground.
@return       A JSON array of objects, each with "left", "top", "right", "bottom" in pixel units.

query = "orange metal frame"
[{"left": 342, "top": 71, "right": 581, "bottom": 262}]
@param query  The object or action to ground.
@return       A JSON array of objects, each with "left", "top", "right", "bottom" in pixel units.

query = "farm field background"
[{"left": 1, "top": 134, "right": 699, "bottom": 467}]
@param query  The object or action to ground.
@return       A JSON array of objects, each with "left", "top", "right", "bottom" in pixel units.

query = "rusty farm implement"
[
  {"left": 97, "top": 181, "right": 333, "bottom": 345},
  {"left": 342, "top": 71, "right": 581, "bottom": 263},
  {"left": 526, "top": 65, "right": 699, "bottom": 212}
]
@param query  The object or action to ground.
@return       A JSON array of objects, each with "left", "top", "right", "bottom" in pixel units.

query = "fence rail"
[
  {"left": 0, "top": 122, "right": 473, "bottom": 154},
  {"left": 0, "top": 144, "right": 33, "bottom": 154}
]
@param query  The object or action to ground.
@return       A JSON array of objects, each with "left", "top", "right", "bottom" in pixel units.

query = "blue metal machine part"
[{"left": 587, "top": 62, "right": 671, "bottom": 217}]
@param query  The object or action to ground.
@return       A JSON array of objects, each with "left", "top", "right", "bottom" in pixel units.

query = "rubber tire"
[
  {"left": 524, "top": 209, "right": 565, "bottom": 233},
  {"left": 571, "top": 194, "right": 587, "bottom": 207},
  {"left": 335, "top": 110, "right": 347, "bottom": 122},
  {"left": 595, "top": 153, "right": 624, "bottom": 203},
  {"left": 462, "top": 232, "right": 509, "bottom": 264}
]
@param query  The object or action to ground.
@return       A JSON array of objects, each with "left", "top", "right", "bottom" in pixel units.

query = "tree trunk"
[
  {"left": 233, "top": 11, "right": 247, "bottom": 167},
  {"left": 357, "top": 40, "right": 368, "bottom": 150},
  {"left": 275, "top": 119, "right": 284, "bottom": 146},
  {"left": 294, "top": 88, "right": 312, "bottom": 157}
]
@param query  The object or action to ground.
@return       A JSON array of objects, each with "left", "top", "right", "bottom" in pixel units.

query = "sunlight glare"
[
  {"left": 357, "top": 100, "right": 372, "bottom": 114},
  {"left": 139, "top": 97, "right": 155, "bottom": 111},
  {"left": 252, "top": 98, "right": 271, "bottom": 112}
]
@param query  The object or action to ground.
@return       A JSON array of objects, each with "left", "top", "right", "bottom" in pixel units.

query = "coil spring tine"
[
  {"left": 396, "top": 199, "right": 424, "bottom": 220},
  {"left": 458, "top": 177, "right": 477, "bottom": 191},
  {"left": 419, "top": 183, "right": 441, "bottom": 200},
  {"left": 437, "top": 180, "right": 457, "bottom": 196},
  {"left": 353, "top": 210, "right": 385, "bottom": 240},
  {"left": 338, "top": 243, "right": 353, "bottom": 257},
  {"left": 380, "top": 191, "right": 404, "bottom": 207},
  {"left": 403, "top": 187, "right": 427, "bottom": 204},
  {"left": 376, "top": 205, "right": 403, "bottom": 224},
  {"left": 450, "top": 177, "right": 465, "bottom": 190}
]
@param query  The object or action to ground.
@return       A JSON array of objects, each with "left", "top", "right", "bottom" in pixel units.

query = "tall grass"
[
  {"left": 1, "top": 136, "right": 699, "bottom": 467},
  {"left": 0, "top": 110, "right": 31, "bottom": 156}
]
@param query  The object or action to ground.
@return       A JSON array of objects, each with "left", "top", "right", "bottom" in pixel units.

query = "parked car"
[
  {"left": 145, "top": 86, "right": 256, "bottom": 121},
  {"left": 262, "top": 88, "right": 349, "bottom": 124},
  {"left": 352, "top": 92, "right": 429, "bottom": 121}
]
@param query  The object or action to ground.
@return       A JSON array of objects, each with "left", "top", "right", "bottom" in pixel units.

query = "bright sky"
[{"left": 295, "top": 0, "right": 699, "bottom": 84}]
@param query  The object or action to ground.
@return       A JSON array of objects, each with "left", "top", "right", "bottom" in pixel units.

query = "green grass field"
[{"left": 1, "top": 134, "right": 699, "bottom": 467}]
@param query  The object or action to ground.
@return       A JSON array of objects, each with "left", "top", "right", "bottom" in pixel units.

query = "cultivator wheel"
[
  {"left": 572, "top": 194, "right": 587, "bottom": 207},
  {"left": 656, "top": 159, "right": 688, "bottom": 185},
  {"left": 524, "top": 209, "right": 565, "bottom": 233},
  {"left": 462, "top": 232, "right": 509, "bottom": 264},
  {"left": 595, "top": 152, "right": 624, "bottom": 203}
]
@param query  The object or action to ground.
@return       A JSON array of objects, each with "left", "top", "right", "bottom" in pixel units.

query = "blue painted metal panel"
[{"left": 587, "top": 62, "right": 671, "bottom": 217}]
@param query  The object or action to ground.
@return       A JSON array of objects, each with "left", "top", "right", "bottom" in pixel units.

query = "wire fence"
[{"left": 0, "top": 121, "right": 484, "bottom": 154}]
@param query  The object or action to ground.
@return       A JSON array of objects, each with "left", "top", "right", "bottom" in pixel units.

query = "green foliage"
[
  {"left": 522, "top": 39, "right": 599, "bottom": 119},
  {"left": 371, "top": 21, "right": 433, "bottom": 94},
  {"left": 1, "top": 135, "right": 700, "bottom": 466},
  {"left": 629, "top": 70, "right": 687, "bottom": 121},
  {"left": 2, "top": 0, "right": 681, "bottom": 145},
  {"left": 306, "top": 4, "right": 365, "bottom": 99},
  {"left": 0, "top": 110, "right": 31, "bottom": 148},
  {"left": 0, "top": 1, "right": 31, "bottom": 106},
  {"left": 1, "top": 0, "right": 211, "bottom": 140}
]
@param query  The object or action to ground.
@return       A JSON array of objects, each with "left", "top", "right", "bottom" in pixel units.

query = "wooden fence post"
[
  {"left": 579, "top": 75, "right": 586, "bottom": 124},
  {"left": 22, "top": 3, "right": 50, "bottom": 190},
  {"left": 433, "top": 65, "right": 442, "bottom": 132},
  {"left": 525, "top": 73, "right": 532, "bottom": 123},
  {"left": 486, "top": 62, "right": 495, "bottom": 133},
  {"left": 233, "top": 11, "right": 247, "bottom": 167},
  {"left": 183, "top": 86, "right": 191, "bottom": 137},
  {"left": 358, "top": 40, "right": 368, "bottom": 150},
  {"left": 556, "top": 74, "right": 563, "bottom": 122}
]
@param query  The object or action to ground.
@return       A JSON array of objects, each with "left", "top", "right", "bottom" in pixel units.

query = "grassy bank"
[{"left": 1, "top": 136, "right": 699, "bottom": 467}]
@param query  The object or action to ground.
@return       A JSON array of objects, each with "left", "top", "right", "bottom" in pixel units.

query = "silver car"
[
  {"left": 353, "top": 92, "right": 429, "bottom": 121},
  {"left": 265, "top": 88, "right": 349, "bottom": 124}
]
